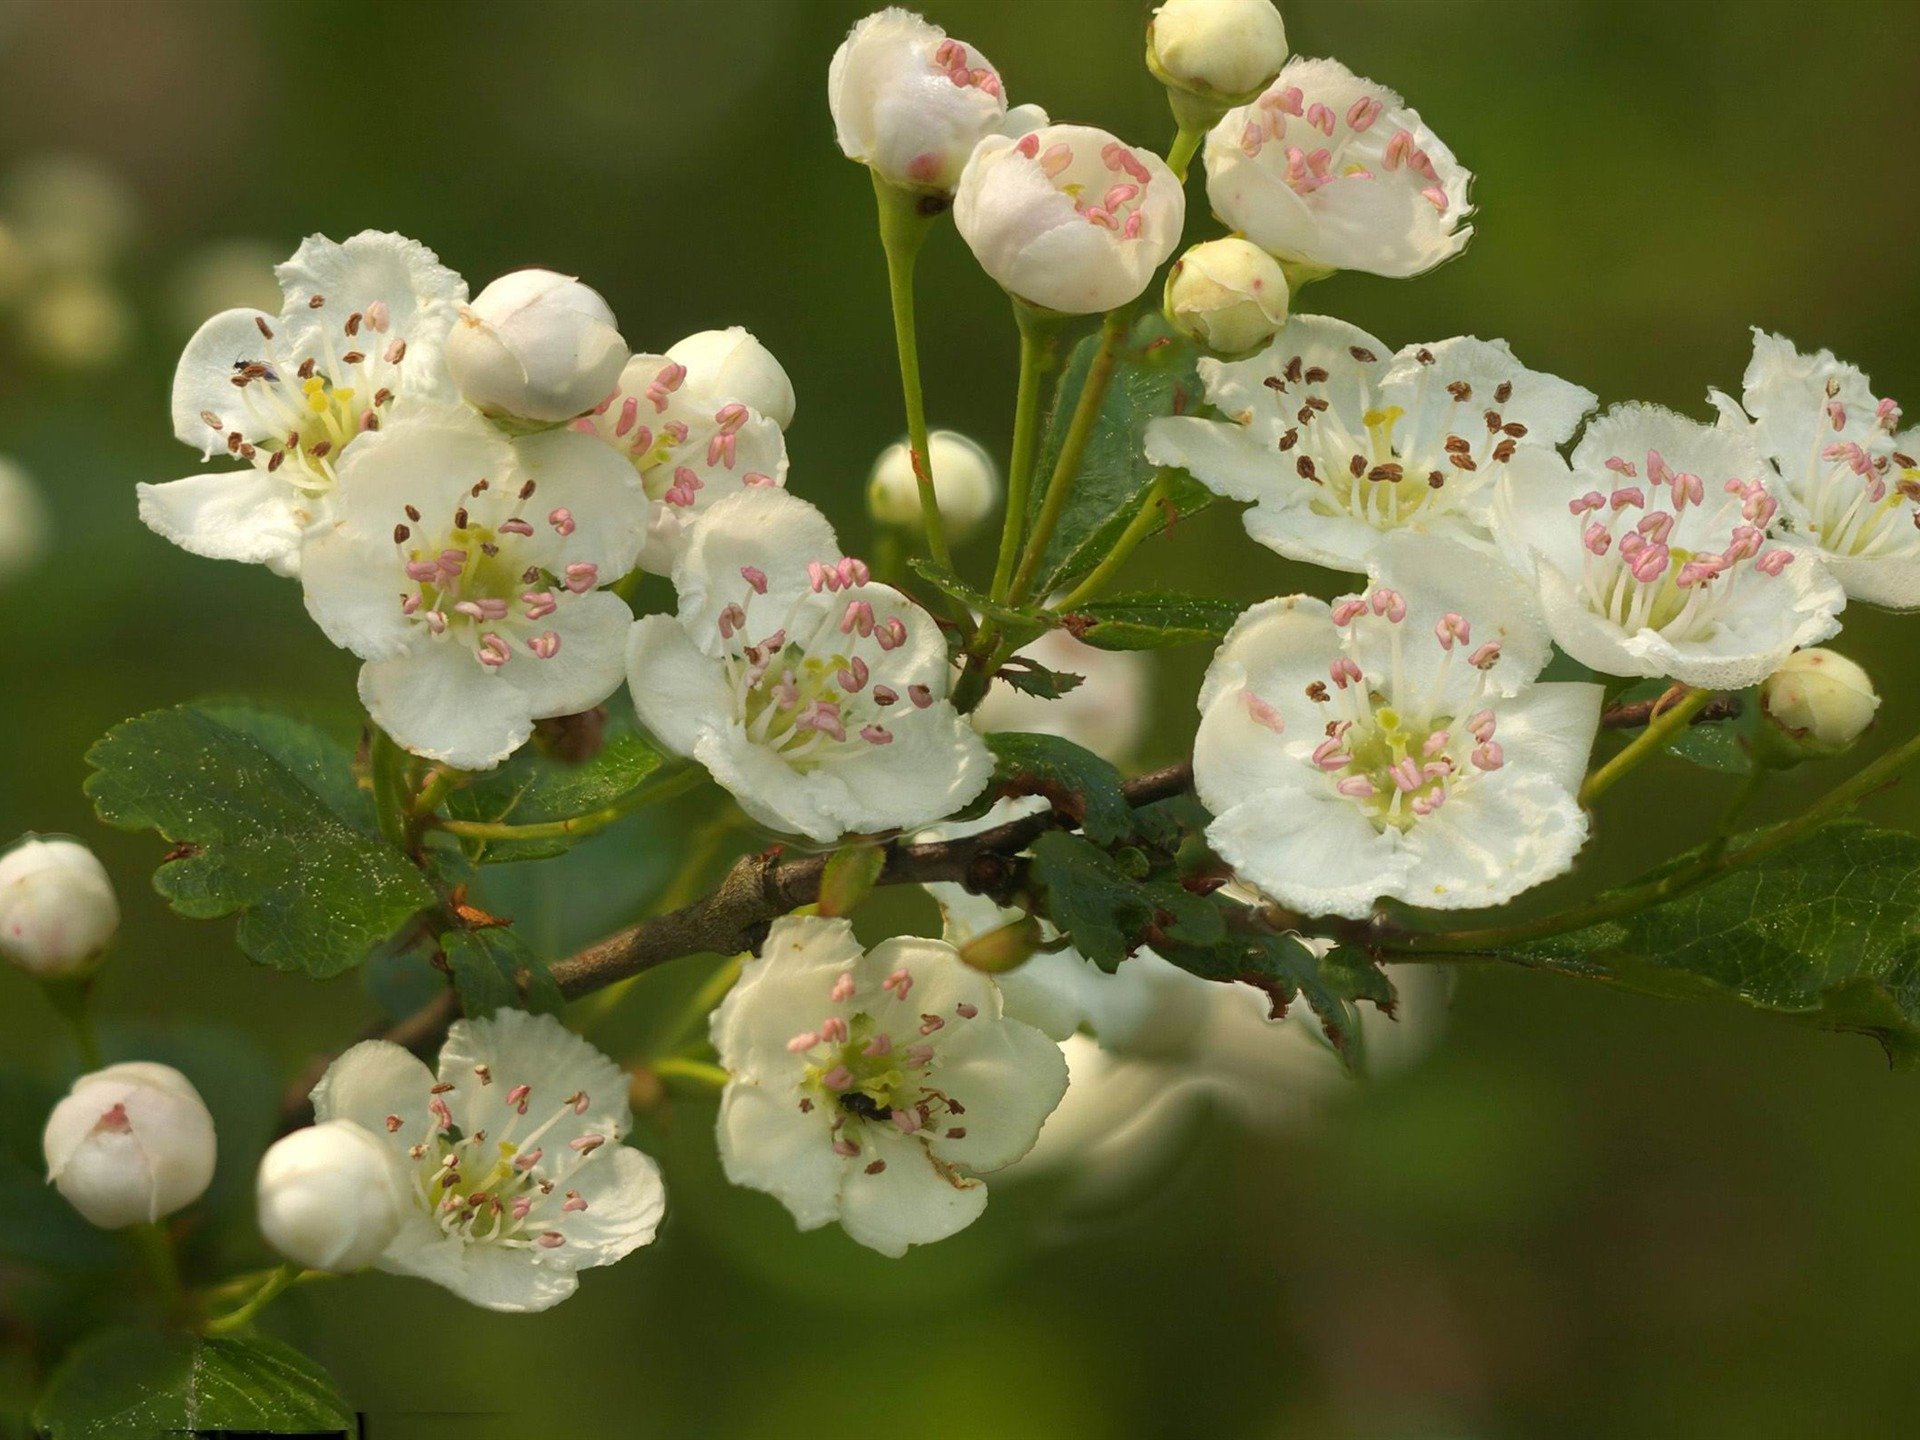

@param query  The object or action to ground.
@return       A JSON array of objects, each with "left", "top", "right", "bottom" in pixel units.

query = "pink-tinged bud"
[
  {"left": 1759, "top": 647, "right": 1879, "bottom": 763},
  {"left": 43, "top": 1063, "right": 216, "bottom": 1230}
]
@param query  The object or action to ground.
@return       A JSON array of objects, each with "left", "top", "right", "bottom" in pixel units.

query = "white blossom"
[
  {"left": 310, "top": 1008, "right": 666, "bottom": 1313},
  {"left": 1495, "top": 402, "right": 1845, "bottom": 688},
  {"left": 141, "top": 231, "right": 467, "bottom": 575},
  {"left": 828, "top": 9, "right": 1047, "bottom": 194},
  {"left": 581, "top": 333, "right": 792, "bottom": 574},
  {"left": 446, "top": 269, "right": 630, "bottom": 427},
  {"left": 299, "top": 405, "right": 648, "bottom": 770},
  {"left": 0, "top": 834, "right": 119, "bottom": 979},
  {"left": 971, "top": 628, "right": 1153, "bottom": 766},
  {"left": 1711, "top": 329, "right": 1920, "bottom": 609},
  {"left": 256, "top": 1120, "right": 410, "bottom": 1274},
  {"left": 710, "top": 914, "right": 1068, "bottom": 1256},
  {"left": 1760, "top": 647, "right": 1879, "bottom": 757},
  {"left": 626, "top": 487, "right": 992, "bottom": 841},
  {"left": 1147, "top": 0, "right": 1290, "bottom": 102},
  {"left": 1193, "top": 537, "right": 1601, "bottom": 919},
  {"left": 1163, "top": 236, "right": 1291, "bottom": 355},
  {"left": 1205, "top": 58, "right": 1472, "bottom": 279},
  {"left": 1146, "top": 316, "right": 1594, "bottom": 574},
  {"left": 43, "top": 1063, "right": 216, "bottom": 1230},
  {"left": 955, "top": 124, "right": 1185, "bottom": 315},
  {"left": 868, "top": 429, "right": 1000, "bottom": 541}
]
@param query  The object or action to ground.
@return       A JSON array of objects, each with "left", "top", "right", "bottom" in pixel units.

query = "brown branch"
[
  {"left": 1600, "top": 692, "right": 1743, "bottom": 730},
  {"left": 278, "top": 761, "right": 1195, "bottom": 1129}
]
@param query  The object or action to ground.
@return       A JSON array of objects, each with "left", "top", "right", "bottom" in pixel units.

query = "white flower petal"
[
  {"left": 716, "top": 1082, "right": 845, "bottom": 1229},
  {"left": 924, "top": 1014, "right": 1069, "bottom": 1173},
  {"left": 626, "top": 614, "right": 734, "bottom": 758},
  {"left": 309, "top": 1040, "right": 436, "bottom": 1135},
  {"left": 835, "top": 1126, "right": 986, "bottom": 1257},
  {"left": 358, "top": 641, "right": 538, "bottom": 771},
  {"left": 509, "top": 426, "right": 650, "bottom": 579},
  {"left": 1207, "top": 786, "right": 1410, "bottom": 920},
  {"left": 137, "top": 470, "right": 305, "bottom": 567}
]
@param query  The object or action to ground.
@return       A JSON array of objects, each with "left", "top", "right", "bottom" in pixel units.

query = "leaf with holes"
[
  {"left": 85, "top": 703, "right": 435, "bottom": 978},
  {"left": 1026, "top": 831, "right": 1221, "bottom": 969},
  {"left": 1164, "top": 927, "right": 1396, "bottom": 1065},
  {"left": 1058, "top": 592, "right": 1244, "bottom": 651},
  {"left": 987, "top": 732, "right": 1132, "bottom": 844},
  {"left": 33, "top": 1328, "right": 355, "bottom": 1439}
]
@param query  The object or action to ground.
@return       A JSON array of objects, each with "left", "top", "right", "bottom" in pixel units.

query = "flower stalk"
[
  {"left": 1579, "top": 687, "right": 1719, "bottom": 807},
  {"left": 871, "top": 175, "right": 954, "bottom": 575}
]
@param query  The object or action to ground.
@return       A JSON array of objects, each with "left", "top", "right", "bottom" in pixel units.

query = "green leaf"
[
  {"left": 1023, "top": 313, "right": 1216, "bottom": 596},
  {"left": 85, "top": 704, "right": 435, "bottom": 978},
  {"left": 1610, "top": 679, "right": 1756, "bottom": 775},
  {"left": 442, "top": 709, "right": 665, "bottom": 863},
  {"left": 818, "top": 844, "right": 887, "bottom": 918},
  {"left": 1515, "top": 821, "right": 1920, "bottom": 1062},
  {"left": 1058, "top": 592, "right": 1243, "bottom": 651},
  {"left": 987, "top": 732, "right": 1131, "bottom": 844},
  {"left": 993, "top": 655, "right": 1085, "bottom": 700},
  {"left": 33, "top": 1328, "right": 355, "bottom": 1439},
  {"left": 1025, "top": 831, "right": 1218, "bottom": 968},
  {"left": 445, "top": 926, "right": 563, "bottom": 1017},
  {"left": 1165, "top": 927, "right": 1396, "bottom": 1065},
  {"left": 905, "top": 559, "right": 1049, "bottom": 650}
]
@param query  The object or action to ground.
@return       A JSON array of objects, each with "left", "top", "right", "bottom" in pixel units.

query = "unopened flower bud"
[
  {"left": 1164, "top": 237, "right": 1290, "bottom": 354},
  {"left": 0, "top": 834, "right": 119, "bottom": 979},
  {"left": 256, "top": 1120, "right": 409, "bottom": 1273},
  {"left": 955, "top": 124, "right": 1185, "bottom": 315},
  {"left": 828, "top": 9, "right": 1046, "bottom": 195},
  {"left": 868, "top": 430, "right": 1000, "bottom": 541},
  {"left": 958, "top": 915, "right": 1044, "bottom": 975},
  {"left": 43, "top": 1062, "right": 216, "bottom": 1229},
  {"left": 446, "top": 269, "right": 629, "bottom": 426},
  {"left": 1147, "top": 0, "right": 1289, "bottom": 110},
  {"left": 1758, "top": 648, "right": 1879, "bottom": 763},
  {"left": 666, "top": 326, "right": 796, "bottom": 431}
]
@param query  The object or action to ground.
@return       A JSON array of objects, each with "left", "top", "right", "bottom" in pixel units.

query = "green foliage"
[
  {"left": 445, "top": 926, "right": 563, "bottom": 1017},
  {"left": 1022, "top": 313, "right": 1216, "bottom": 595},
  {"left": 1026, "top": 831, "right": 1217, "bottom": 968},
  {"left": 993, "top": 654, "right": 1086, "bottom": 699},
  {"left": 1515, "top": 822, "right": 1920, "bottom": 1062},
  {"left": 85, "top": 703, "right": 435, "bottom": 978},
  {"left": 1170, "top": 932, "right": 1397, "bottom": 1061},
  {"left": 33, "top": 1327, "right": 355, "bottom": 1438},
  {"left": 987, "top": 733, "right": 1132, "bottom": 845},
  {"left": 1057, "top": 592, "right": 1244, "bottom": 651},
  {"left": 905, "top": 559, "right": 1049, "bottom": 651},
  {"left": 818, "top": 843, "right": 887, "bottom": 918},
  {"left": 441, "top": 709, "right": 666, "bottom": 863},
  {"left": 1611, "top": 679, "right": 1758, "bottom": 775}
]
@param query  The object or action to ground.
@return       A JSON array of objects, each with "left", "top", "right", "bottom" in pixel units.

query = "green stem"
[
  {"left": 1166, "top": 124, "right": 1204, "bottom": 184},
  {"left": 368, "top": 728, "right": 412, "bottom": 848},
  {"left": 1579, "top": 687, "right": 1718, "bottom": 807},
  {"left": 1050, "top": 468, "right": 1176, "bottom": 613},
  {"left": 872, "top": 174, "right": 953, "bottom": 575},
  {"left": 1390, "top": 723, "right": 1920, "bottom": 956},
  {"left": 991, "top": 300, "right": 1064, "bottom": 603},
  {"left": 650, "top": 1056, "right": 729, "bottom": 1090},
  {"left": 1008, "top": 306, "right": 1133, "bottom": 606},
  {"left": 42, "top": 978, "right": 103, "bottom": 1068},
  {"left": 434, "top": 765, "right": 703, "bottom": 844},
  {"left": 132, "top": 1222, "right": 185, "bottom": 1320},
  {"left": 1703, "top": 766, "right": 1769, "bottom": 862},
  {"left": 203, "top": 1264, "right": 314, "bottom": 1336}
]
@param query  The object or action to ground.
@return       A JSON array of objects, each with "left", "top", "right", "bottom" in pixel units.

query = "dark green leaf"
[
  {"left": 85, "top": 704, "right": 435, "bottom": 978},
  {"left": 905, "top": 559, "right": 1049, "bottom": 650},
  {"left": 987, "top": 733, "right": 1131, "bottom": 844},
  {"left": 445, "top": 926, "right": 562, "bottom": 1017},
  {"left": 1514, "top": 821, "right": 1920, "bottom": 1062},
  {"left": 1023, "top": 313, "right": 1215, "bottom": 595},
  {"left": 1058, "top": 592, "right": 1244, "bottom": 651},
  {"left": 1027, "top": 831, "right": 1154, "bottom": 967},
  {"left": 993, "top": 655, "right": 1085, "bottom": 700},
  {"left": 1167, "top": 929, "right": 1396, "bottom": 1065},
  {"left": 442, "top": 709, "right": 665, "bottom": 863},
  {"left": 0, "top": 1070, "right": 119, "bottom": 1272},
  {"left": 33, "top": 1328, "right": 355, "bottom": 1439}
]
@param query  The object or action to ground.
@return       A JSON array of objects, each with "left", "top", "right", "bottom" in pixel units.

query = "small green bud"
[
  {"left": 1756, "top": 648, "right": 1880, "bottom": 766},
  {"left": 1164, "top": 238, "right": 1290, "bottom": 354},
  {"left": 958, "top": 915, "right": 1043, "bottom": 975},
  {"left": 1146, "top": 0, "right": 1289, "bottom": 128}
]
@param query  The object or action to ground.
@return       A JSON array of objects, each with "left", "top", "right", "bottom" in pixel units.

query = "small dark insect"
[{"left": 838, "top": 1091, "right": 889, "bottom": 1121}]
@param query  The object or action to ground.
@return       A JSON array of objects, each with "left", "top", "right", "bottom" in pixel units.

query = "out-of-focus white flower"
[
  {"left": 955, "top": 124, "right": 1185, "bottom": 315},
  {"left": 311, "top": 1008, "right": 666, "bottom": 1313},
  {"left": 2, "top": 156, "right": 137, "bottom": 275},
  {"left": 868, "top": 429, "right": 1000, "bottom": 541},
  {"left": 711, "top": 914, "right": 1068, "bottom": 1256},
  {"left": 582, "top": 334, "right": 791, "bottom": 574},
  {"left": 0, "top": 456, "right": 50, "bottom": 581},
  {"left": 43, "top": 1063, "right": 216, "bottom": 1230},
  {"left": 1206, "top": 58, "right": 1472, "bottom": 279},
  {"left": 21, "top": 274, "right": 132, "bottom": 369},
  {"left": 298, "top": 406, "right": 647, "bottom": 771},
  {"left": 828, "top": 9, "right": 1047, "bottom": 194},
  {"left": 1759, "top": 647, "right": 1879, "bottom": 759},
  {"left": 1194, "top": 536, "right": 1601, "bottom": 919},
  {"left": 446, "top": 269, "right": 629, "bottom": 428},
  {"left": 627, "top": 487, "right": 991, "bottom": 841},
  {"left": 665, "top": 327, "right": 796, "bottom": 431},
  {"left": 972, "top": 628, "right": 1153, "bottom": 766},
  {"left": 1147, "top": 316, "right": 1594, "bottom": 575},
  {"left": 168, "top": 239, "right": 282, "bottom": 339},
  {"left": 1163, "top": 237, "right": 1291, "bottom": 354},
  {"left": 256, "top": 1119, "right": 410, "bottom": 1273},
  {"left": 141, "top": 230, "right": 468, "bottom": 575},
  {"left": 0, "top": 834, "right": 119, "bottom": 979},
  {"left": 1495, "top": 402, "right": 1845, "bottom": 688},
  {"left": 1147, "top": 0, "right": 1290, "bottom": 103},
  {"left": 1711, "top": 329, "right": 1920, "bottom": 609}
]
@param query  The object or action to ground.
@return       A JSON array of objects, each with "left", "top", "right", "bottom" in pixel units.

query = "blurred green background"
[{"left": 4, "top": 0, "right": 1920, "bottom": 1434}]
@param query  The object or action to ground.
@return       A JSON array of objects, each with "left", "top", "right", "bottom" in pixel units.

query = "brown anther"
[
  {"left": 1449, "top": 453, "right": 1478, "bottom": 471},
  {"left": 267, "top": 450, "right": 285, "bottom": 472},
  {"left": 297, "top": 357, "right": 317, "bottom": 379},
  {"left": 1484, "top": 409, "right": 1503, "bottom": 432},
  {"left": 1446, "top": 380, "right": 1473, "bottom": 402},
  {"left": 394, "top": 523, "right": 411, "bottom": 544},
  {"left": 1415, "top": 347, "right": 1435, "bottom": 365},
  {"left": 1494, "top": 381, "right": 1513, "bottom": 403},
  {"left": 254, "top": 316, "right": 274, "bottom": 339},
  {"left": 385, "top": 1115, "right": 402, "bottom": 1132},
  {"left": 430, "top": 1082, "right": 455, "bottom": 1094},
  {"left": 481, "top": 542, "right": 500, "bottom": 557},
  {"left": 945, "top": 1127, "right": 966, "bottom": 1139},
  {"left": 1348, "top": 346, "right": 1377, "bottom": 363},
  {"left": 1296, "top": 456, "right": 1318, "bottom": 481},
  {"left": 345, "top": 312, "right": 362, "bottom": 337},
  {"left": 374, "top": 387, "right": 393, "bottom": 406},
  {"left": 1278, "top": 428, "right": 1298, "bottom": 451},
  {"left": 1262, "top": 375, "right": 1288, "bottom": 393},
  {"left": 471, "top": 478, "right": 489, "bottom": 496},
  {"left": 1303, "top": 366, "right": 1329, "bottom": 384},
  {"left": 1503, "top": 421, "right": 1528, "bottom": 437},
  {"left": 310, "top": 441, "right": 332, "bottom": 458},
  {"left": 308, "top": 294, "right": 325, "bottom": 309},
  {"left": 226, "top": 432, "right": 242, "bottom": 453},
  {"left": 519, "top": 480, "right": 537, "bottom": 499},
  {"left": 1348, "top": 454, "right": 1367, "bottom": 478},
  {"left": 1444, "top": 435, "right": 1471, "bottom": 453},
  {"left": 341, "top": 350, "right": 365, "bottom": 365},
  {"left": 453, "top": 507, "right": 469, "bottom": 530},
  {"left": 1285, "top": 355, "right": 1304, "bottom": 383},
  {"left": 405, "top": 504, "right": 422, "bottom": 521},
  {"left": 1368, "top": 463, "right": 1404, "bottom": 482},
  {"left": 1306, "top": 396, "right": 1328, "bottom": 411},
  {"left": 1306, "top": 680, "right": 1330, "bottom": 702},
  {"left": 1492, "top": 438, "right": 1517, "bottom": 464},
  {"left": 865, "top": 1160, "right": 886, "bottom": 1174},
  {"left": 1428, "top": 471, "right": 1445, "bottom": 488},
  {"left": 229, "top": 374, "right": 249, "bottom": 388}
]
